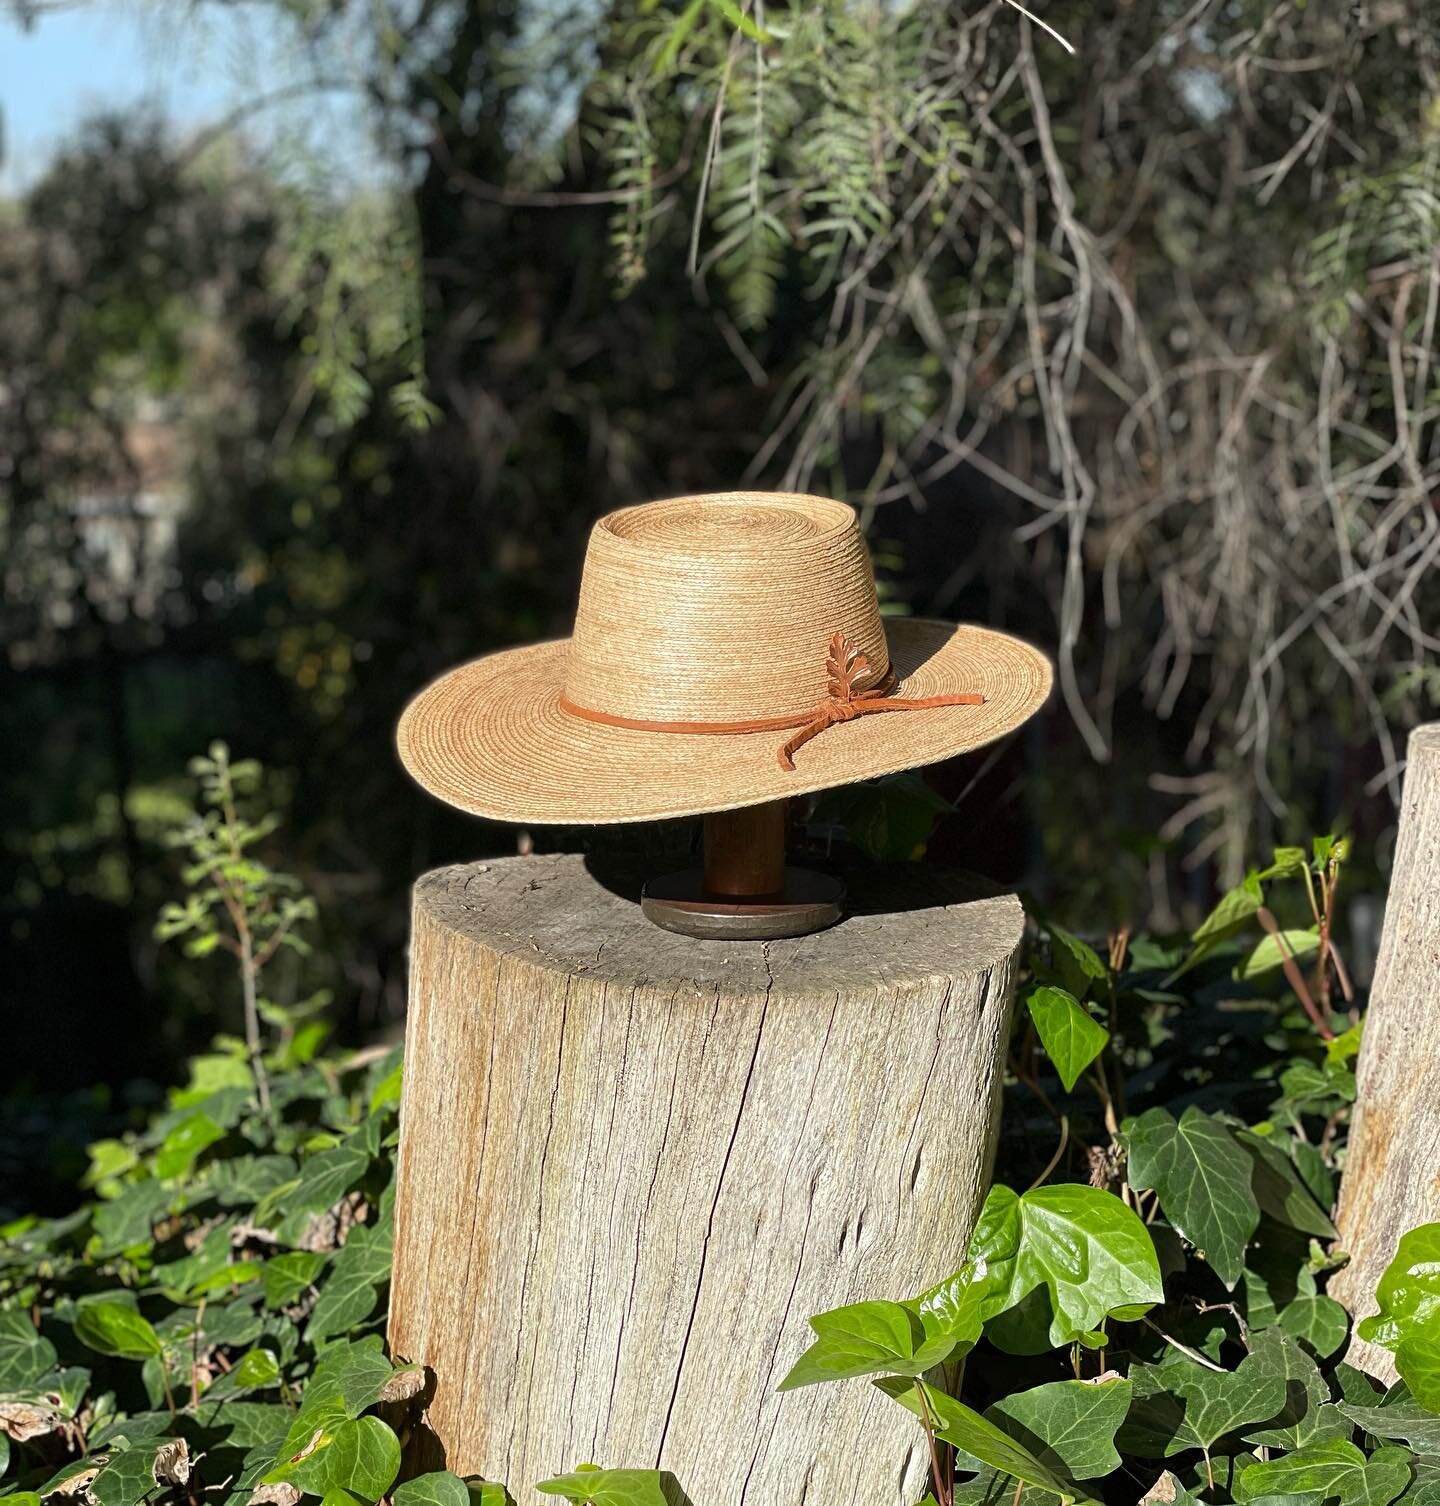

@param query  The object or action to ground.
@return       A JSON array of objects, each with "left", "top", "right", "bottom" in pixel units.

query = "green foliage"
[
  {"left": 535, "top": 1467, "right": 669, "bottom": 1503},
  {"left": 390, "top": 1474, "right": 475, "bottom": 1506},
  {"left": 3, "top": 772, "right": 1432, "bottom": 1506},
  {"left": 777, "top": 1299, "right": 958, "bottom": 1391},
  {"left": 0, "top": 1000, "right": 408, "bottom": 1506},
  {"left": 1358, "top": 1226, "right": 1440, "bottom": 1412},
  {"left": 812, "top": 774, "right": 953, "bottom": 862},
  {"left": 1233, "top": 1440, "right": 1413, "bottom": 1505},
  {"left": 155, "top": 745, "right": 319, "bottom": 1114},
  {"left": 877, "top": 1378, "right": 1102, "bottom": 1504},
  {"left": 0, "top": 752, "right": 625, "bottom": 1506},
  {"left": 266, "top": 172, "right": 438, "bottom": 430},
  {"left": 781, "top": 1180, "right": 1161, "bottom": 1390},
  {"left": 73, "top": 1306, "right": 164, "bottom": 1362},
  {"left": 1025, "top": 987, "right": 1108, "bottom": 1094},
  {"left": 1119, "top": 1340, "right": 1287, "bottom": 1458},
  {"left": 985, "top": 1182, "right": 1164, "bottom": 1348},
  {"left": 983, "top": 1377, "right": 1133, "bottom": 1479},
  {"left": 1177, "top": 838, "right": 1350, "bottom": 996},
  {"left": 1124, "top": 1106, "right": 1259, "bottom": 1289},
  {"left": 785, "top": 829, "right": 1440, "bottom": 1506}
]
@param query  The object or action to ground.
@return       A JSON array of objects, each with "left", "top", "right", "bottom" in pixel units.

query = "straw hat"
[{"left": 397, "top": 492, "right": 1052, "bottom": 824}]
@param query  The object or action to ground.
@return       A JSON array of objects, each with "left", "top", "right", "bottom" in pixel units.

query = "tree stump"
[
  {"left": 388, "top": 854, "right": 1024, "bottom": 1505},
  {"left": 1331, "top": 723, "right": 1440, "bottom": 1377}
]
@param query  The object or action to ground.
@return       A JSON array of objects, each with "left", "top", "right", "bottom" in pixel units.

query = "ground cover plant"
[{"left": 2, "top": 752, "right": 1438, "bottom": 1506}]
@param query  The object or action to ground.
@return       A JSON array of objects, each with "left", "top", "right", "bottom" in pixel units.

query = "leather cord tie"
[
  {"left": 557, "top": 630, "right": 984, "bottom": 769},
  {"left": 776, "top": 632, "right": 984, "bottom": 770}
]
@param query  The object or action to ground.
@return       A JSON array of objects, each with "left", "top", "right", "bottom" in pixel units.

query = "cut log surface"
[
  {"left": 1331, "top": 723, "right": 1440, "bottom": 1379},
  {"left": 388, "top": 853, "right": 1024, "bottom": 1506}
]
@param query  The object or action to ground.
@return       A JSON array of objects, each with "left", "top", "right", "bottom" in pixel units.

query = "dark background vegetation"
[{"left": 2, "top": 1, "right": 1436, "bottom": 1206}]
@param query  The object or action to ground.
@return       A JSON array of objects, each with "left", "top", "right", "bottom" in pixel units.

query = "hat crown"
[{"left": 564, "top": 493, "right": 889, "bottom": 723}]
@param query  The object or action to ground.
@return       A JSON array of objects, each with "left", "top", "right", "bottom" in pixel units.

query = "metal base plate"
[{"left": 641, "top": 866, "right": 845, "bottom": 940}]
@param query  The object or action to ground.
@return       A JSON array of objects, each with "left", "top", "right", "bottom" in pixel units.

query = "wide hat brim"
[{"left": 397, "top": 618, "right": 1053, "bottom": 825}]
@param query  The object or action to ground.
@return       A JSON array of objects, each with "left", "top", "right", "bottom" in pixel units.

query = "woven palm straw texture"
[{"left": 396, "top": 491, "right": 1053, "bottom": 824}]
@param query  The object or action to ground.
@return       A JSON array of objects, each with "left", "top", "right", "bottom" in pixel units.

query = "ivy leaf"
[
  {"left": 154, "top": 1112, "right": 226, "bottom": 1180},
  {"left": 909, "top": 1184, "right": 1161, "bottom": 1361},
  {"left": 263, "top": 1251, "right": 328, "bottom": 1310},
  {"left": 875, "top": 1379, "right": 1098, "bottom": 1504},
  {"left": 1259, "top": 847, "right": 1309, "bottom": 879},
  {"left": 1046, "top": 924, "right": 1108, "bottom": 1000},
  {"left": 300, "top": 1336, "right": 410, "bottom": 1419},
  {"left": 205, "top": 1347, "right": 283, "bottom": 1400},
  {"left": 1357, "top": 1224, "right": 1440, "bottom": 1411},
  {"left": 368, "top": 1061, "right": 403, "bottom": 1116},
  {"left": 995, "top": 1184, "right": 1164, "bottom": 1347},
  {"left": 88, "top": 1443, "right": 168, "bottom": 1506},
  {"left": 777, "top": 1299, "right": 955, "bottom": 1390},
  {"left": 1339, "top": 1398, "right": 1440, "bottom": 1455},
  {"left": 1327, "top": 1024, "right": 1363, "bottom": 1066},
  {"left": 0, "top": 1313, "right": 58, "bottom": 1389},
  {"left": 285, "top": 1141, "right": 371, "bottom": 1218},
  {"left": 466, "top": 1485, "right": 509, "bottom": 1506},
  {"left": 1118, "top": 1345, "right": 1286, "bottom": 1457},
  {"left": 1235, "top": 1131, "right": 1338, "bottom": 1239},
  {"left": 1236, "top": 927, "right": 1320, "bottom": 981},
  {"left": 1027, "top": 987, "right": 1110, "bottom": 1093},
  {"left": 1194, "top": 875, "right": 1264, "bottom": 946},
  {"left": 986, "top": 1378, "right": 1134, "bottom": 1479},
  {"left": 205, "top": 1154, "right": 297, "bottom": 1208},
  {"left": 1242, "top": 1328, "right": 1348, "bottom": 1450},
  {"left": 264, "top": 1409, "right": 401, "bottom": 1499},
  {"left": 307, "top": 1225, "right": 391, "bottom": 1346},
  {"left": 1171, "top": 874, "right": 1264, "bottom": 978},
  {"left": 1334, "top": 1365, "right": 1386, "bottom": 1408},
  {"left": 392, "top": 1472, "right": 472, "bottom": 1506},
  {"left": 1279, "top": 1289, "right": 1350, "bottom": 1360},
  {"left": 92, "top": 1179, "right": 171, "bottom": 1256},
  {"left": 535, "top": 1467, "right": 669, "bottom": 1504},
  {"left": 916, "top": 1183, "right": 1024, "bottom": 1346},
  {"left": 1276, "top": 1060, "right": 1355, "bottom": 1117},
  {"left": 1292, "top": 1140, "right": 1337, "bottom": 1212},
  {"left": 1406, "top": 1459, "right": 1440, "bottom": 1506},
  {"left": 74, "top": 1303, "right": 163, "bottom": 1360},
  {"left": 1124, "top": 1106, "right": 1259, "bottom": 1289},
  {"left": 34, "top": 1461, "right": 101, "bottom": 1499},
  {"left": 1233, "top": 1441, "right": 1413, "bottom": 1505}
]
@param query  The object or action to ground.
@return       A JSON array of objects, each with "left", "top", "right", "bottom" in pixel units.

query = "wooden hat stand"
[{"left": 639, "top": 799, "right": 844, "bottom": 940}]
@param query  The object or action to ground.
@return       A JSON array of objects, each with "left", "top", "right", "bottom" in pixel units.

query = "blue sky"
[
  {"left": 0, "top": 2, "right": 368, "bottom": 194},
  {"left": 3, "top": 7, "right": 212, "bottom": 191}
]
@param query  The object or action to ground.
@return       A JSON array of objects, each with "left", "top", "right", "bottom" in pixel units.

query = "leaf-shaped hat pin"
[{"left": 777, "top": 632, "right": 985, "bottom": 771}]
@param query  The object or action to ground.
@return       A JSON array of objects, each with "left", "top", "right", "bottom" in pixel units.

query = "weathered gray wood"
[
  {"left": 388, "top": 853, "right": 1024, "bottom": 1505},
  {"left": 1331, "top": 723, "right": 1440, "bottom": 1379}
]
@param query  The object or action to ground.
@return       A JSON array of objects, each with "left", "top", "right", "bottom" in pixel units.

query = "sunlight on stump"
[
  {"left": 1331, "top": 723, "right": 1440, "bottom": 1379},
  {"left": 388, "top": 853, "right": 1024, "bottom": 1505}
]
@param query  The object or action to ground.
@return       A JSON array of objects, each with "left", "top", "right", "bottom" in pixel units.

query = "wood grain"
[
  {"left": 388, "top": 854, "right": 1024, "bottom": 1505},
  {"left": 1331, "top": 723, "right": 1440, "bottom": 1379}
]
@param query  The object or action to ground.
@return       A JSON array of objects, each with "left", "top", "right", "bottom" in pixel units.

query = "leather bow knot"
[{"left": 777, "top": 632, "right": 984, "bottom": 770}]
